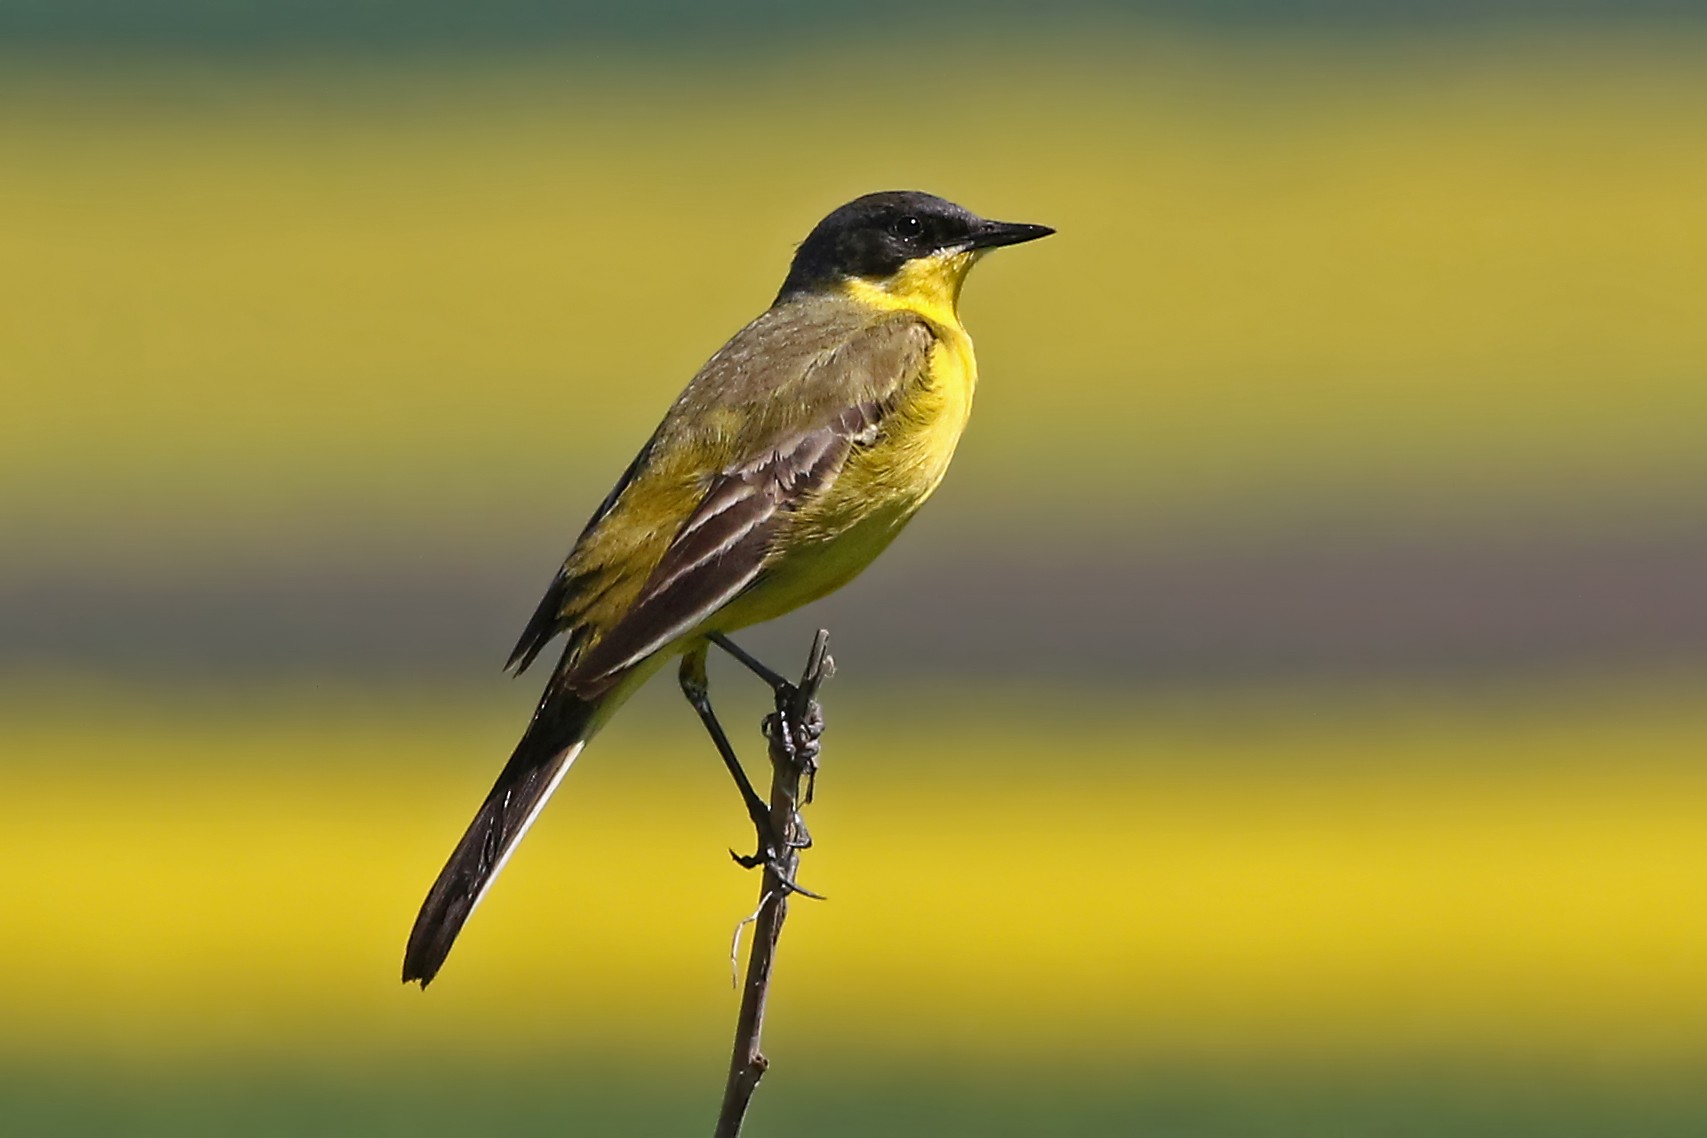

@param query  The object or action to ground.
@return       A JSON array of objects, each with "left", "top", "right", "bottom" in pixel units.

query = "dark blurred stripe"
[
  {"left": 0, "top": 0, "right": 1701, "bottom": 53},
  {"left": 5, "top": 528, "right": 1703, "bottom": 685}
]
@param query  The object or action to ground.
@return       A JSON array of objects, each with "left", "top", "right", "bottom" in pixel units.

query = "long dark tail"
[{"left": 403, "top": 689, "right": 600, "bottom": 987}]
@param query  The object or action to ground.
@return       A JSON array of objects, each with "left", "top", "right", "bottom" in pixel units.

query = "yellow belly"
[{"left": 709, "top": 328, "right": 977, "bottom": 633}]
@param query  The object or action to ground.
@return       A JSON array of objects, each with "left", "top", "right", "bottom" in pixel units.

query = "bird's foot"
[
  {"left": 728, "top": 840, "right": 825, "bottom": 900},
  {"left": 763, "top": 691, "right": 825, "bottom": 803}
]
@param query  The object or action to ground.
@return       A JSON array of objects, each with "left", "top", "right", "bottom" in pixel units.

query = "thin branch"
[{"left": 713, "top": 629, "right": 832, "bottom": 1138}]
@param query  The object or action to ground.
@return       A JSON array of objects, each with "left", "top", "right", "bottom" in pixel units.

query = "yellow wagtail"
[{"left": 404, "top": 191, "right": 1052, "bottom": 986}]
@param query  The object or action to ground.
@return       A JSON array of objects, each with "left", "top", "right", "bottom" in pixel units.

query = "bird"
[{"left": 403, "top": 190, "right": 1052, "bottom": 987}]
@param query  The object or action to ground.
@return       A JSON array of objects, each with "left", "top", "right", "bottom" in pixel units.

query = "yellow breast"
[
  {"left": 856, "top": 326, "right": 975, "bottom": 505},
  {"left": 709, "top": 254, "right": 980, "bottom": 627},
  {"left": 814, "top": 250, "right": 979, "bottom": 526}
]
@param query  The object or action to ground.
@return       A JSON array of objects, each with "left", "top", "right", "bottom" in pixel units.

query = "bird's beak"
[{"left": 966, "top": 219, "right": 1056, "bottom": 251}]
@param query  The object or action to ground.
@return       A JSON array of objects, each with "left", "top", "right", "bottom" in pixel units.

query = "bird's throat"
[{"left": 839, "top": 249, "right": 978, "bottom": 329}]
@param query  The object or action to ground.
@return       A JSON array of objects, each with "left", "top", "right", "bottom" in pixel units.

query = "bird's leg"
[
  {"left": 707, "top": 632, "right": 791, "bottom": 690},
  {"left": 678, "top": 648, "right": 822, "bottom": 897},
  {"left": 710, "top": 632, "right": 826, "bottom": 813},
  {"left": 677, "top": 649, "right": 779, "bottom": 862}
]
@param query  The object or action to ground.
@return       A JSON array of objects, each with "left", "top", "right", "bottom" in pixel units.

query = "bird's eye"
[{"left": 890, "top": 215, "right": 924, "bottom": 240}]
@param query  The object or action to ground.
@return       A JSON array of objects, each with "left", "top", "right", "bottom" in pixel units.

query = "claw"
[
  {"left": 765, "top": 699, "right": 824, "bottom": 804},
  {"left": 764, "top": 698, "right": 825, "bottom": 765},
  {"left": 728, "top": 846, "right": 825, "bottom": 900},
  {"left": 772, "top": 868, "right": 826, "bottom": 901}
]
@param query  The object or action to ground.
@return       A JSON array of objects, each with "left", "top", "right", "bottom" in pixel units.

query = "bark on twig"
[{"left": 713, "top": 629, "right": 832, "bottom": 1138}]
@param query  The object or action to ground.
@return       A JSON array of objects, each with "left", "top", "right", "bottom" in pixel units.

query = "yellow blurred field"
[
  {"left": 6, "top": 683, "right": 1706, "bottom": 1070},
  {"left": 4, "top": 40, "right": 1706, "bottom": 558}
]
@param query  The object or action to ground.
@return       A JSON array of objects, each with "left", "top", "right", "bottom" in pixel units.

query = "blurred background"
[{"left": 4, "top": 2, "right": 1706, "bottom": 1134}]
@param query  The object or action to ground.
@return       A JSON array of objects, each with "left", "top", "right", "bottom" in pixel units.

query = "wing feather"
[
  {"left": 565, "top": 420, "right": 865, "bottom": 684},
  {"left": 506, "top": 436, "right": 659, "bottom": 674},
  {"left": 512, "top": 307, "right": 935, "bottom": 693}
]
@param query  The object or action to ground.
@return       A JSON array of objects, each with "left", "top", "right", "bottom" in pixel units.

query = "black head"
[{"left": 777, "top": 191, "right": 1052, "bottom": 301}]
